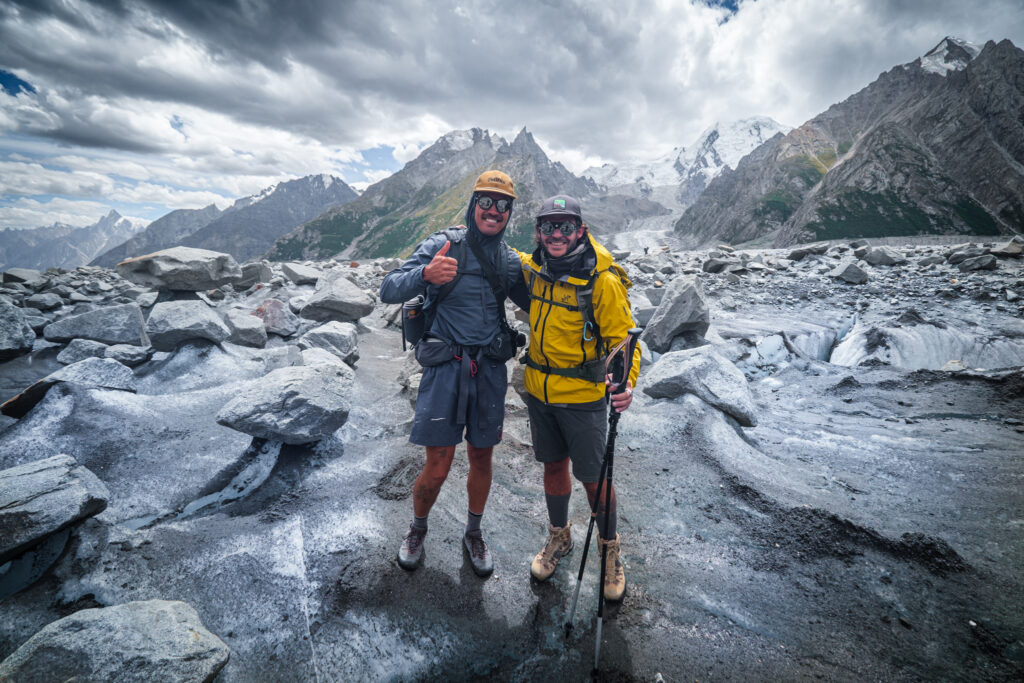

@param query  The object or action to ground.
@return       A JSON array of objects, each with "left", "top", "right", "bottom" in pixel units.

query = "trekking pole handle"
[{"left": 606, "top": 327, "right": 643, "bottom": 396}]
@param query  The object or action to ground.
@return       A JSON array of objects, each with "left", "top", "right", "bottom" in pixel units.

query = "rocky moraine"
[{"left": 0, "top": 237, "right": 1022, "bottom": 681}]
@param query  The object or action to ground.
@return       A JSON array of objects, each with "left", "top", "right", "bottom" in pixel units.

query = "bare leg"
[
  {"left": 413, "top": 445, "right": 456, "bottom": 517},
  {"left": 465, "top": 444, "right": 493, "bottom": 515}
]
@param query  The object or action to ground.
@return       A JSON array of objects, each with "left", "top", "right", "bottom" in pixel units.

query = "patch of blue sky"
[
  {"left": 0, "top": 70, "right": 35, "bottom": 96},
  {"left": 704, "top": 0, "right": 741, "bottom": 12},
  {"left": 359, "top": 145, "right": 401, "bottom": 169}
]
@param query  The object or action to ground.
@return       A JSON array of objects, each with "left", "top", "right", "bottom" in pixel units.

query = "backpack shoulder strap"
[{"left": 423, "top": 227, "right": 468, "bottom": 337}]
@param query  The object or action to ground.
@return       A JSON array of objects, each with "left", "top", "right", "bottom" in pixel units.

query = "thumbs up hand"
[{"left": 423, "top": 240, "right": 458, "bottom": 285}]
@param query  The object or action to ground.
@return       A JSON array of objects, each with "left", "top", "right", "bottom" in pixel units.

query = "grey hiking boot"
[
  {"left": 531, "top": 522, "right": 573, "bottom": 581},
  {"left": 463, "top": 529, "right": 493, "bottom": 577},
  {"left": 397, "top": 524, "right": 426, "bottom": 570}
]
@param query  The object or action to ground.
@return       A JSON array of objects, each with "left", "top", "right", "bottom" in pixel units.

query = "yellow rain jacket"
[{"left": 519, "top": 233, "right": 641, "bottom": 405}]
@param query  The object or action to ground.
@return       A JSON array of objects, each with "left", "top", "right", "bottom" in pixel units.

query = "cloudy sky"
[{"left": 1, "top": 0, "right": 1022, "bottom": 231}]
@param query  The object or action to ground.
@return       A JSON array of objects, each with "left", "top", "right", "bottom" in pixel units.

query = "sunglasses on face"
[
  {"left": 477, "top": 196, "right": 512, "bottom": 213},
  {"left": 537, "top": 220, "right": 579, "bottom": 237}
]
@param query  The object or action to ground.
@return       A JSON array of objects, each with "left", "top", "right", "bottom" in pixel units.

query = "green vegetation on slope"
[{"left": 804, "top": 189, "right": 1004, "bottom": 240}]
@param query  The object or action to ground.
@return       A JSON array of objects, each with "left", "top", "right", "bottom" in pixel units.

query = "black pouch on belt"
[{"left": 414, "top": 336, "right": 455, "bottom": 367}]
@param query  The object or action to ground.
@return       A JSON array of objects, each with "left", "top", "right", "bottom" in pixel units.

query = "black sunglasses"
[
  {"left": 537, "top": 220, "right": 579, "bottom": 237},
  {"left": 477, "top": 196, "right": 512, "bottom": 213}
]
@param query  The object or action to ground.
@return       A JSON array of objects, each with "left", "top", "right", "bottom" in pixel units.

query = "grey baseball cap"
[{"left": 536, "top": 194, "right": 582, "bottom": 220}]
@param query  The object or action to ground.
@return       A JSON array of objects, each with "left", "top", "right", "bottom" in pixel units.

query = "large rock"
[
  {"left": 217, "top": 363, "right": 354, "bottom": 444},
  {"left": 828, "top": 259, "right": 869, "bottom": 284},
  {"left": 57, "top": 338, "right": 108, "bottom": 365},
  {"left": 281, "top": 262, "right": 322, "bottom": 285},
  {"left": 863, "top": 246, "right": 908, "bottom": 266},
  {"left": 990, "top": 235, "right": 1023, "bottom": 258},
  {"left": 115, "top": 246, "right": 242, "bottom": 291},
  {"left": 145, "top": 300, "right": 231, "bottom": 351},
  {"left": 0, "top": 454, "right": 109, "bottom": 564},
  {"left": 224, "top": 309, "right": 268, "bottom": 347},
  {"left": 641, "top": 275, "right": 710, "bottom": 353},
  {"left": 1, "top": 357, "right": 137, "bottom": 419},
  {"left": 786, "top": 242, "right": 829, "bottom": 261},
  {"left": 42, "top": 302, "right": 149, "bottom": 346},
  {"left": 297, "top": 321, "right": 359, "bottom": 366},
  {"left": 24, "top": 292, "right": 63, "bottom": 310},
  {"left": 0, "top": 600, "right": 229, "bottom": 681},
  {"left": 0, "top": 299, "right": 36, "bottom": 361},
  {"left": 642, "top": 347, "right": 758, "bottom": 427},
  {"left": 958, "top": 254, "right": 999, "bottom": 271},
  {"left": 299, "top": 270, "right": 375, "bottom": 322},
  {"left": 253, "top": 298, "right": 300, "bottom": 337}
]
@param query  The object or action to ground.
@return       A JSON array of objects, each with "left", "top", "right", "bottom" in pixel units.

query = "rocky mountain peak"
[
  {"left": 919, "top": 36, "right": 982, "bottom": 75},
  {"left": 505, "top": 127, "right": 543, "bottom": 157}
]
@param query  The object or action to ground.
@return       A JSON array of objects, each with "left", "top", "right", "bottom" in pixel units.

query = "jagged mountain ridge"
[
  {"left": 585, "top": 117, "right": 790, "bottom": 209},
  {"left": 91, "top": 204, "right": 223, "bottom": 268},
  {"left": 180, "top": 174, "right": 359, "bottom": 263},
  {"left": 266, "top": 128, "right": 605, "bottom": 259},
  {"left": 674, "top": 38, "right": 1024, "bottom": 248},
  {"left": 0, "top": 211, "right": 144, "bottom": 271}
]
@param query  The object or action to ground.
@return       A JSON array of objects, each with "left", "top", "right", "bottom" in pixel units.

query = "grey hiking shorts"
[
  {"left": 526, "top": 393, "right": 608, "bottom": 482},
  {"left": 409, "top": 352, "right": 507, "bottom": 448}
]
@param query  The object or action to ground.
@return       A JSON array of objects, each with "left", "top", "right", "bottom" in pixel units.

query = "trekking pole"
[
  {"left": 592, "top": 328, "right": 641, "bottom": 679},
  {"left": 564, "top": 328, "right": 643, "bottom": 642}
]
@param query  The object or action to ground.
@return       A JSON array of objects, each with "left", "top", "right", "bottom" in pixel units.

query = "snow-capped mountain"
[
  {"left": 584, "top": 116, "right": 790, "bottom": 207},
  {"left": 676, "top": 37, "right": 1022, "bottom": 248},
  {"left": 0, "top": 210, "right": 146, "bottom": 271},
  {"left": 919, "top": 37, "right": 982, "bottom": 76}
]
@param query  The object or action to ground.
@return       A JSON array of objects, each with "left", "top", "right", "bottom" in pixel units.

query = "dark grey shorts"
[
  {"left": 409, "top": 354, "right": 507, "bottom": 448},
  {"left": 526, "top": 394, "right": 608, "bottom": 482}
]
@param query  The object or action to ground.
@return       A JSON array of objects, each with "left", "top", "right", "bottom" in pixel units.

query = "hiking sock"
[
  {"left": 412, "top": 515, "right": 428, "bottom": 532},
  {"left": 465, "top": 510, "right": 482, "bottom": 535},
  {"left": 545, "top": 493, "right": 571, "bottom": 528}
]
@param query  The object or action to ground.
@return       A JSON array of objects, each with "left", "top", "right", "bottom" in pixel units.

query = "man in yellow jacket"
[{"left": 520, "top": 194, "right": 640, "bottom": 601}]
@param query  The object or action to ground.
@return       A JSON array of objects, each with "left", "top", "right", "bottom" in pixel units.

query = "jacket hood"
[{"left": 465, "top": 194, "right": 510, "bottom": 254}]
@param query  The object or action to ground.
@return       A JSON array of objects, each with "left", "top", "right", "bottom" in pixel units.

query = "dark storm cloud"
[{"left": 2, "top": 0, "right": 1023, "bottom": 165}]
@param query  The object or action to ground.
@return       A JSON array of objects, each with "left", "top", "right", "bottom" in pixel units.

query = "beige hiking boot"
[
  {"left": 598, "top": 534, "right": 626, "bottom": 601},
  {"left": 530, "top": 523, "right": 573, "bottom": 581}
]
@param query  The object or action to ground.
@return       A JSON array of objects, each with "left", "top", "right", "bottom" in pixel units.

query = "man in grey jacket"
[{"left": 379, "top": 170, "right": 529, "bottom": 576}]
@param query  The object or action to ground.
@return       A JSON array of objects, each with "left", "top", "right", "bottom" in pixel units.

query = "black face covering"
[{"left": 537, "top": 235, "right": 595, "bottom": 279}]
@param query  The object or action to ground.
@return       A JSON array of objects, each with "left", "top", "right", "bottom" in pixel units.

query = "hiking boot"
[
  {"left": 598, "top": 534, "right": 625, "bottom": 601},
  {"left": 463, "top": 529, "right": 493, "bottom": 577},
  {"left": 530, "top": 522, "right": 573, "bottom": 581},
  {"left": 397, "top": 524, "right": 426, "bottom": 570}
]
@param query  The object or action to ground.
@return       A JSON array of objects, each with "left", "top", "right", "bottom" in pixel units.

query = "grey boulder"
[
  {"left": 0, "top": 299, "right": 36, "bottom": 361},
  {"left": 282, "top": 262, "right": 322, "bottom": 285},
  {"left": 57, "top": 338, "right": 109, "bottom": 365},
  {"left": 642, "top": 275, "right": 710, "bottom": 353},
  {"left": 146, "top": 300, "right": 231, "bottom": 351},
  {"left": 217, "top": 363, "right": 354, "bottom": 444},
  {"left": 224, "top": 309, "right": 269, "bottom": 347},
  {"left": 299, "top": 269, "right": 375, "bottom": 322},
  {"left": 1, "top": 357, "right": 137, "bottom": 419},
  {"left": 863, "top": 246, "right": 907, "bottom": 266},
  {"left": 297, "top": 320, "right": 359, "bottom": 365},
  {"left": 642, "top": 347, "right": 758, "bottom": 427},
  {"left": 829, "top": 259, "right": 869, "bottom": 284},
  {"left": 254, "top": 298, "right": 300, "bottom": 337},
  {"left": 0, "top": 454, "right": 109, "bottom": 564},
  {"left": 42, "top": 302, "right": 149, "bottom": 346},
  {"left": 958, "top": 254, "right": 999, "bottom": 271},
  {"left": 116, "top": 246, "right": 242, "bottom": 291},
  {"left": 0, "top": 600, "right": 229, "bottom": 682}
]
